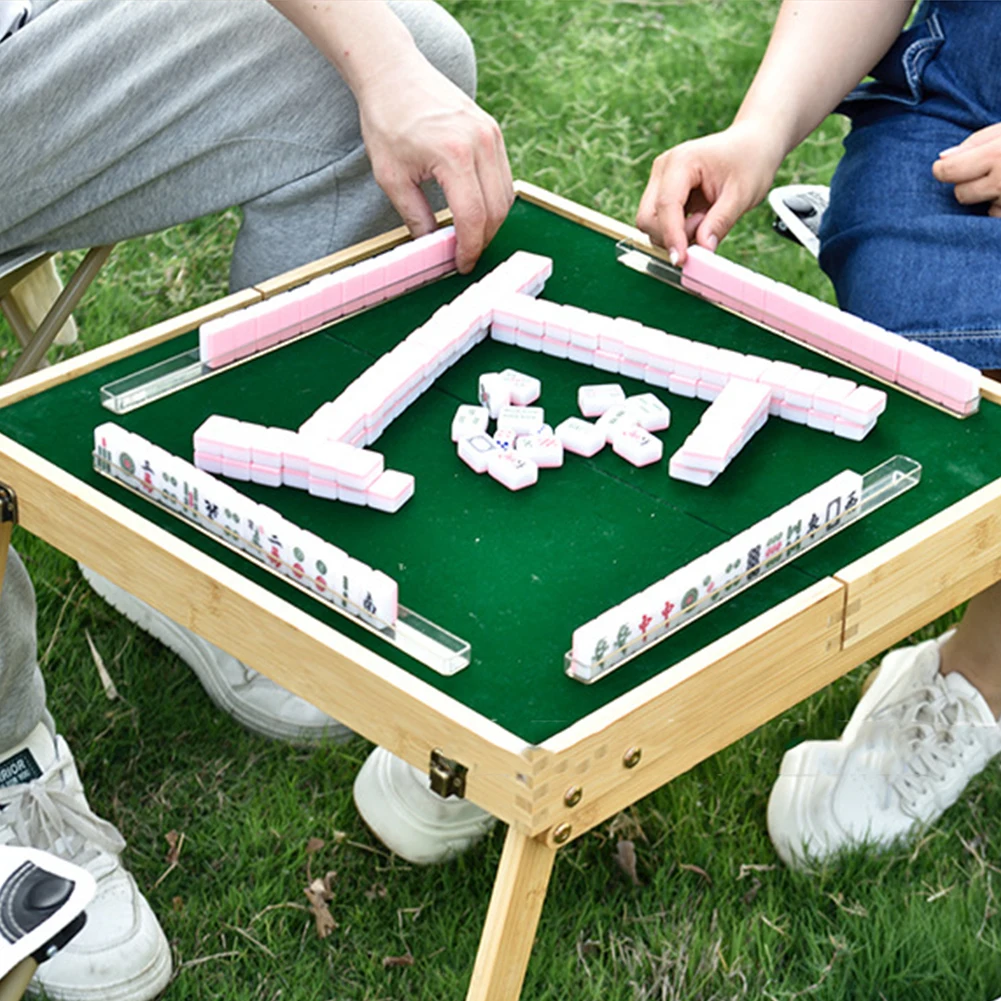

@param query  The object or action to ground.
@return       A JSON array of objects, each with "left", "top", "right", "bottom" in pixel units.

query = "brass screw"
[
  {"left": 623, "top": 747, "right": 642, "bottom": 769},
  {"left": 563, "top": 785, "right": 583, "bottom": 808},
  {"left": 552, "top": 823, "right": 572, "bottom": 844}
]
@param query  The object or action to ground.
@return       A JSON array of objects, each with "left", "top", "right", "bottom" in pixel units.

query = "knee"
[{"left": 389, "top": 0, "right": 477, "bottom": 98}]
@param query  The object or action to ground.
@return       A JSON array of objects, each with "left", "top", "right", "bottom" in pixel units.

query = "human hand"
[
  {"left": 933, "top": 122, "right": 1001, "bottom": 217},
  {"left": 358, "top": 53, "right": 513, "bottom": 273},
  {"left": 636, "top": 121, "right": 785, "bottom": 264}
]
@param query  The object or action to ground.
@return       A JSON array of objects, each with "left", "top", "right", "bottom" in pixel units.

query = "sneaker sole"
[
  {"left": 353, "top": 750, "right": 495, "bottom": 865},
  {"left": 80, "top": 565, "right": 353, "bottom": 745},
  {"left": 31, "top": 930, "right": 171, "bottom": 1001},
  {"left": 767, "top": 741, "right": 844, "bottom": 869}
]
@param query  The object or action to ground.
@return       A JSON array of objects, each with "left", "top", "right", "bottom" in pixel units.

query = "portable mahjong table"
[{"left": 0, "top": 183, "right": 999, "bottom": 1001}]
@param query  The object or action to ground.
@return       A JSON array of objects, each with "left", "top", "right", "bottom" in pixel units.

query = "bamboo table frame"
[{"left": 1, "top": 183, "right": 1000, "bottom": 1001}]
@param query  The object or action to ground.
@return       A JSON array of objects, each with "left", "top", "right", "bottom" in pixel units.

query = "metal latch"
[
  {"left": 0, "top": 484, "right": 17, "bottom": 524},
  {"left": 428, "top": 749, "right": 466, "bottom": 799}
]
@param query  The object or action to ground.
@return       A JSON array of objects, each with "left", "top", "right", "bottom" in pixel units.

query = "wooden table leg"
[
  {"left": 466, "top": 825, "right": 557, "bottom": 1001},
  {"left": 0, "top": 957, "right": 38, "bottom": 1001}
]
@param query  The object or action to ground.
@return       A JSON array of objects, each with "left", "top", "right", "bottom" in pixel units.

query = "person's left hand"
[{"left": 933, "top": 122, "right": 1001, "bottom": 217}]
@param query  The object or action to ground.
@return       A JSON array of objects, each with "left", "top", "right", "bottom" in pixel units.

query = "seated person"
[
  {"left": 635, "top": 0, "right": 1001, "bottom": 868},
  {"left": 0, "top": 1, "right": 510, "bottom": 998}
]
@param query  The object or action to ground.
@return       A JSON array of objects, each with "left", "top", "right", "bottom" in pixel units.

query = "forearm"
[
  {"left": 267, "top": 0, "right": 422, "bottom": 99},
  {"left": 735, "top": 0, "right": 915, "bottom": 160}
]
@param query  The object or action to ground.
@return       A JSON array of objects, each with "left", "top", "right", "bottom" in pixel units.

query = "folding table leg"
[
  {"left": 466, "top": 825, "right": 557, "bottom": 1001},
  {"left": 7, "top": 245, "right": 114, "bottom": 382},
  {"left": 0, "top": 957, "right": 38, "bottom": 1001}
]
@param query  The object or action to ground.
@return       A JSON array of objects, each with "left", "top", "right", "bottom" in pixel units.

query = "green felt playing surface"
[{"left": 3, "top": 197, "right": 1000, "bottom": 745}]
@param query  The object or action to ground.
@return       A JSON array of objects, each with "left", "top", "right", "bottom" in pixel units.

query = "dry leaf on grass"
[
  {"left": 678, "top": 862, "right": 712, "bottom": 885},
  {"left": 304, "top": 871, "right": 337, "bottom": 939},
  {"left": 84, "top": 629, "right": 119, "bottom": 700},
  {"left": 152, "top": 830, "right": 185, "bottom": 890},
  {"left": 365, "top": 883, "right": 388, "bottom": 901},
  {"left": 742, "top": 877, "right": 762, "bottom": 906},
  {"left": 737, "top": 862, "right": 777, "bottom": 879},
  {"left": 382, "top": 954, "right": 414, "bottom": 968},
  {"left": 614, "top": 839, "right": 642, "bottom": 887},
  {"left": 165, "top": 830, "right": 184, "bottom": 866}
]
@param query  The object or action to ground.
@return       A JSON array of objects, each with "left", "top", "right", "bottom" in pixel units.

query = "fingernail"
[
  {"left": 668, "top": 247, "right": 680, "bottom": 267},
  {"left": 707, "top": 234, "right": 718, "bottom": 252},
  {"left": 939, "top": 145, "right": 958, "bottom": 157}
]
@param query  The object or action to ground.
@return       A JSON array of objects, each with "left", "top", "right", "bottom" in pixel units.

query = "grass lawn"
[{"left": 3, "top": 1, "right": 1000, "bottom": 999}]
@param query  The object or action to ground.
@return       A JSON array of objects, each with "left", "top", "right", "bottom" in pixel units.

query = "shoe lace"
[
  {"left": 875, "top": 677, "right": 982, "bottom": 808},
  {"left": 0, "top": 754, "right": 126, "bottom": 867}
]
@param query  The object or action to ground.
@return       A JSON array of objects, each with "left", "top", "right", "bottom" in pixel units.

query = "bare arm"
[
  {"left": 268, "top": 0, "right": 513, "bottom": 272},
  {"left": 637, "top": 0, "right": 914, "bottom": 261}
]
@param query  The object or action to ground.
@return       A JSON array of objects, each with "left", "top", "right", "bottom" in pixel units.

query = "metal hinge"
[
  {"left": 428, "top": 749, "right": 466, "bottom": 799},
  {"left": 0, "top": 484, "right": 18, "bottom": 524}
]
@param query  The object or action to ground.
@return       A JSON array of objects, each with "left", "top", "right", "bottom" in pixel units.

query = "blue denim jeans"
[{"left": 819, "top": 0, "right": 1001, "bottom": 369}]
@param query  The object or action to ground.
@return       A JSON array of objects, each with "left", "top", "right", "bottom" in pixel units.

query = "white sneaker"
[
  {"left": 0, "top": 723, "right": 171, "bottom": 1001},
  {"left": 79, "top": 565, "right": 353, "bottom": 745},
  {"left": 768, "top": 632, "right": 1001, "bottom": 869},
  {"left": 353, "top": 748, "right": 496, "bottom": 864}
]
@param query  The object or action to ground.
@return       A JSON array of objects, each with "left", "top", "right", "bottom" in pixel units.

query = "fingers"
[
  {"left": 432, "top": 114, "right": 511, "bottom": 274},
  {"left": 933, "top": 144, "right": 994, "bottom": 185},
  {"left": 684, "top": 211, "right": 706, "bottom": 243},
  {"left": 377, "top": 166, "right": 438, "bottom": 240},
  {"left": 637, "top": 152, "right": 698, "bottom": 262},
  {"left": 433, "top": 158, "right": 485, "bottom": 274},
  {"left": 695, "top": 185, "right": 746, "bottom": 251},
  {"left": 933, "top": 130, "right": 1001, "bottom": 206},
  {"left": 476, "top": 119, "right": 515, "bottom": 250},
  {"left": 939, "top": 121, "right": 1001, "bottom": 156},
  {"left": 953, "top": 174, "right": 1001, "bottom": 206}
]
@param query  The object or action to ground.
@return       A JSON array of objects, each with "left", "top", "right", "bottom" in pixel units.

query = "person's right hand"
[
  {"left": 636, "top": 121, "right": 784, "bottom": 264},
  {"left": 357, "top": 51, "right": 513, "bottom": 274}
]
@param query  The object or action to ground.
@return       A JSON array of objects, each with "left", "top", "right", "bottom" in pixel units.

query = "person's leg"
[
  {"left": 0, "top": 0, "right": 474, "bottom": 290},
  {"left": 940, "top": 581, "right": 1001, "bottom": 716},
  {"left": 0, "top": 550, "right": 48, "bottom": 749},
  {"left": 822, "top": 109, "right": 1001, "bottom": 697},
  {"left": 0, "top": 549, "right": 170, "bottom": 1001},
  {"left": 820, "top": 111, "right": 1001, "bottom": 370},
  {"left": 768, "top": 111, "right": 1001, "bottom": 869},
  {"left": 0, "top": 0, "right": 476, "bottom": 743}
]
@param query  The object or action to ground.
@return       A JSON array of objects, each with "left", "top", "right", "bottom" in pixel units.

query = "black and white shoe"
[{"left": 768, "top": 184, "right": 830, "bottom": 258}]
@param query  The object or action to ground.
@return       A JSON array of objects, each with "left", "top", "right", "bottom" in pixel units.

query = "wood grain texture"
[
  {"left": 0, "top": 434, "right": 546, "bottom": 828},
  {"left": 525, "top": 579, "right": 845, "bottom": 839},
  {"left": 466, "top": 826, "right": 556, "bottom": 1001},
  {"left": 837, "top": 479, "right": 1001, "bottom": 650}
]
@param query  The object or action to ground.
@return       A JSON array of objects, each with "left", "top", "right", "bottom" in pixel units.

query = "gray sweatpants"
[{"left": 0, "top": 0, "right": 475, "bottom": 748}]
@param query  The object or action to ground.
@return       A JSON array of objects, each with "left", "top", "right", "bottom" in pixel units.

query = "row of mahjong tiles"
[
  {"left": 199, "top": 226, "right": 459, "bottom": 369},
  {"left": 93, "top": 421, "right": 401, "bottom": 630},
  {"left": 681, "top": 245, "right": 980, "bottom": 415},
  {"left": 570, "top": 469, "right": 864, "bottom": 680},
  {"left": 194, "top": 223, "right": 977, "bottom": 425}
]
